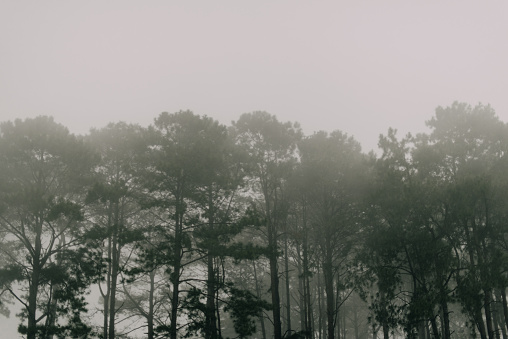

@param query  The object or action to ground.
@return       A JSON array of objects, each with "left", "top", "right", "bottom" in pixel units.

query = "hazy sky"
[
  {"left": 1, "top": 1, "right": 508, "bottom": 154},
  {"left": 1, "top": 2, "right": 508, "bottom": 335}
]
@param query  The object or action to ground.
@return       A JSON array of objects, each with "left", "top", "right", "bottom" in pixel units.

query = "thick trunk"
[
  {"left": 429, "top": 315, "right": 440, "bottom": 339},
  {"left": 475, "top": 306, "right": 488, "bottom": 339}
]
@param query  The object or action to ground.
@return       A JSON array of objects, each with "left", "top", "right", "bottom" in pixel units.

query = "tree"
[
  {"left": 85, "top": 122, "right": 147, "bottom": 339},
  {"left": 0, "top": 116, "right": 95, "bottom": 339},
  {"left": 421, "top": 102, "right": 508, "bottom": 339},
  {"left": 298, "top": 130, "right": 367, "bottom": 339},
  {"left": 142, "top": 111, "right": 238, "bottom": 339},
  {"left": 232, "top": 111, "right": 301, "bottom": 339}
]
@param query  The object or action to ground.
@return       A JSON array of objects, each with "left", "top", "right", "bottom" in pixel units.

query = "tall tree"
[
  {"left": 298, "top": 130, "right": 366, "bottom": 339},
  {"left": 143, "top": 111, "right": 239, "bottom": 339},
  {"left": 85, "top": 122, "right": 147, "bottom": 339},
  {"left": 232, "top": 111, "right": 301, "bottom": 339},
  {"left": 422, "top": 102, "right": 508, "bottom": 338},
  {"left": 0, "top": 116, "right": 94, "bottom": 339}
]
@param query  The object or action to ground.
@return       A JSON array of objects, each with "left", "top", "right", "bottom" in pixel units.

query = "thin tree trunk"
[
  {"left": 285, "top": 235, "right": 292, "bottom": 336},
  {"left": 205, "top": 186, "right": 218, "bottom": 339},
  {"left": 501, "top": 288, "right": 508, "bottom": 335},
  {"left": 495, "top": 289, "right": 507, "bottom": 339},
  {"left": 323, "top": 243, "right": 335, "bottom": 339},
  {"left": 317, "top": 265, "right": 323, "bottom": 339},
  {"left": 440, "top": 288, "right": 451, "bottom": 339},
  {"left": 108, "top": 201, "right": 120, "bottom": 339},
  {"left": 485, "top": 288, "right": 496, "bottom": 339},
  {"left": 27, "top": 218, "right": 43, "bottom": 339},
  {"left": 492, "top": 296, "right": 501, "bottom": 339},
  {"left": 297, "top": 242, "right": 306, "bottom": 333},
  {"left": 147, "top": 270, "right": 155, "bottom": 339},
  {"left": 254, "top": 261, "right": 267, "bottom": 339},
  {"left": 216, "top": 262, "right": 223, "bottom": 339},
  {"left": 170, "top": 188, "right": 184, "bottom": 339}
]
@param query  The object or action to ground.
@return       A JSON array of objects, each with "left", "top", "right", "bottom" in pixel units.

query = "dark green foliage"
[{"left": 224, "top": 285, "right": 272, "bottom": 339}]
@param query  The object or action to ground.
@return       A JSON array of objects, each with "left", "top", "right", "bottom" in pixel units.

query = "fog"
[
  {"left": 1, "top": 2, "right": 508, "bottom": 338},
  {"left": 1, "top": 2, "right": 508, "bottom": 153}
]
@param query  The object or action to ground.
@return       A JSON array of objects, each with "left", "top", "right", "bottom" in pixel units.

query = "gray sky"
[
  {"left": 1, "top": 2, "right": 508, "bottom": 335},
  {"left": 2, "top": 1, "right": 508, "bottom": 153}
]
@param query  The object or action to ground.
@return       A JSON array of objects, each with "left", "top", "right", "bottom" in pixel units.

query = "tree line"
[{"left": 1, "top": 102, "right": 508, "bottom": 339}]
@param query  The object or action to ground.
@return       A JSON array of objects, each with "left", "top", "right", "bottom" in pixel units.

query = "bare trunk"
[
  {"left": 285, "top": 235, "right": 292, "bottom": 335},
  {"left": 27, "top": 220, "right": 43, "bottom": 339},
  {"left": 205, "top": 187, "right": 218, "bottom": 339},
  {"left": 270, "top": 246, "right": 282, "bottom": 339},
  {"left": 108, "top": 200, "right": 122, "bottom": 339},
  {"left": 253, "top": 261, "right": 267, "bottom": 339},
  {"left": 429, "top": 315, "right": 440, "bottom": 339},
  {"left": 170, "top": 220, "right": 182, "bottom": 339},
  {"left": 485, "top": 288, "right": 495, "bottom": 339},
  {"left": 323, "top": 249, "right": 335, "bottom": 339},
  {"left": 502, "top": 288, "right": 508, "bottom": 335},
  {"left": 147, "top": 270, "right": 155, "bottom": 339}
]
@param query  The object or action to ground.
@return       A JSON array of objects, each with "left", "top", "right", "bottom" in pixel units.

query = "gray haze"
[
  {"left": 0, "top": 3, "right": 508, "bottom": 336},
  {"left": 2, "top": 1, "right": 508, "bottom": 154}
]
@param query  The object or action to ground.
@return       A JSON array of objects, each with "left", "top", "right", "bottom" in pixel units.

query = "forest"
[{"left": 1, "top": 101, "right": 508, "bottom": 339}]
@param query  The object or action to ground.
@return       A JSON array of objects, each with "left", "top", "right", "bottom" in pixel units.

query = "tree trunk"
[
  {"left": 270, "top": 245, "right": 283, "bottom": 339},
  {"left": 429, "top": 315, "right": 440, "bottom": 339},
  {"left": 205, "top": 187, "right": 218, "bottom": 339},
  {"left": 267, "top": 202, "right": 282, "bottom": 339},
  {"left": 254, "top": 261, "right": 267, "bottom": 339},
  {"left": 27, "top": 261, "right": 41, "bottom": 339},
  {"left": 475, "top": 306, "right": 488, "bottom": 339},
  {"left": 317, "top": 265, "right": 323, "bottom": 339},
  {"left": 323, "top": 242, "right": 335, "bottom": 339},
  {"left": 500, "top": 288, "right": 508, "bottom": 335},
  {"left": 297, "top": 242, "right": 306, "bottom": 333},
  {"left": 147, "top": 270, "right": 155, "bottom": 339},
  {"left": 27, "top": 220, "right": 43, "bottom": 339},
  {"left": 170, "top": 190, "right": 184, "bottom": 339},
  {"left": 108, "top": 205, "right": 120, "bottom": 339},
  {"left": 485, "top": 288, "right": 495, "bottom": 339},
  {"left": 285, "top": 235, "right": 292, "bottom": 336},
  {"left": 170, "top": 227, "right": 182, "bottom": 339}
]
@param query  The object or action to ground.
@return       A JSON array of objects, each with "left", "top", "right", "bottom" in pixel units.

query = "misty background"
[
  {"left": 1, "top": 2, "right": 508, "bottom": 338},
  {"left": 2, "top": 1, "right": 508, "bottom": 153}
]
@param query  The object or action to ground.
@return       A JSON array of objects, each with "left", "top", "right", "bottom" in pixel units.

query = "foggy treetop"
[{"left": 1, "top": 102, "right": 508, "bottom": 339}]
